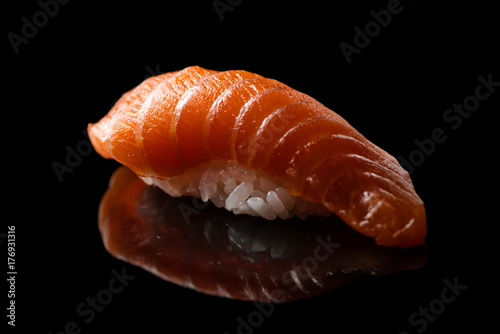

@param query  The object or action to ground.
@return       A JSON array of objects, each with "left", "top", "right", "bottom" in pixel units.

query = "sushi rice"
[{"left": 140, "top": 161, "right": 331, "bottom": 220}]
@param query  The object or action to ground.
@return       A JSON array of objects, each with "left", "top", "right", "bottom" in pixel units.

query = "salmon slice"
[
  {"left": 282, "top": 134, "right": 425, "bottom": 247},
  {"left": 249, "top": 102, "right": 344, "bottom": 170},
  {"left": 284, "top": 135, "right": 372, "bottom": 195},
  {"left": 172, "top": 70, "right": 262, "bottom": 167},
  {"left": 88, "top": 72, "right": 175, "bottom": 165},
  {"left": 204, "top": 77, "right": 289, "bottom": 160},
  {"left": 136, "top": 66, "right": 216, "bottom": 177},
  {"left": 263, "top": 117, "right": 355, "bottom": 177},
  {"left": 322, "top": 170, "right": 426, "bottom": 247},
  {"left": 232, "top": 88, "right": 316, "bottom": 164},
  {"left": 89, "top": 66, "right": 426, "bottom": 247},
  {"left": 284, "top": 134, "right": 410, "bottom": 196}
]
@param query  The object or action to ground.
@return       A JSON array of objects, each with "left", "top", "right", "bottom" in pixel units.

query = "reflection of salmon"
[{"left": 89, "top": 66, "right": 426, "bottom": 247}]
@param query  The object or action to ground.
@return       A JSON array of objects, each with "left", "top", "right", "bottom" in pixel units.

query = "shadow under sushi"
[{"left": 98, "top": 166, "right": 427, "bottom": 302}]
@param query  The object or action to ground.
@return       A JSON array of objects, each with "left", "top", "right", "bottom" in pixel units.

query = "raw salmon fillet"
[{"left": 88, "top": 66, "right": 426, "bottom": 247}]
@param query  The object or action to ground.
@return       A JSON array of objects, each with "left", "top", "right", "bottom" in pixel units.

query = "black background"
[{"left": 4, "top": 0, "right": 498, "bottom": 333}]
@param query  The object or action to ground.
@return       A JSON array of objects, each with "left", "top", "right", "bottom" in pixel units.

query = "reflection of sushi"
[
  {"left": 89, "top": 66, "right": 426, "bottom": 247},
  {"left": 99, "top": 166, "right": 427, "bottom": 302}
]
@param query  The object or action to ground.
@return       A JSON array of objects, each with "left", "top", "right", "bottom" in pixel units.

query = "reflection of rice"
[
  {"left": 141, "top": 161, "right": 331, "bottom": 221},
  {"left": 226, "top": 220, "right": 298, "bottom": 260}
]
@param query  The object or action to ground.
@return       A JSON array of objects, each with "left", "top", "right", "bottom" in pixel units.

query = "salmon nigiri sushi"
[{"left": 88, "top": 66, "right": 426, "bottom": 248}]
